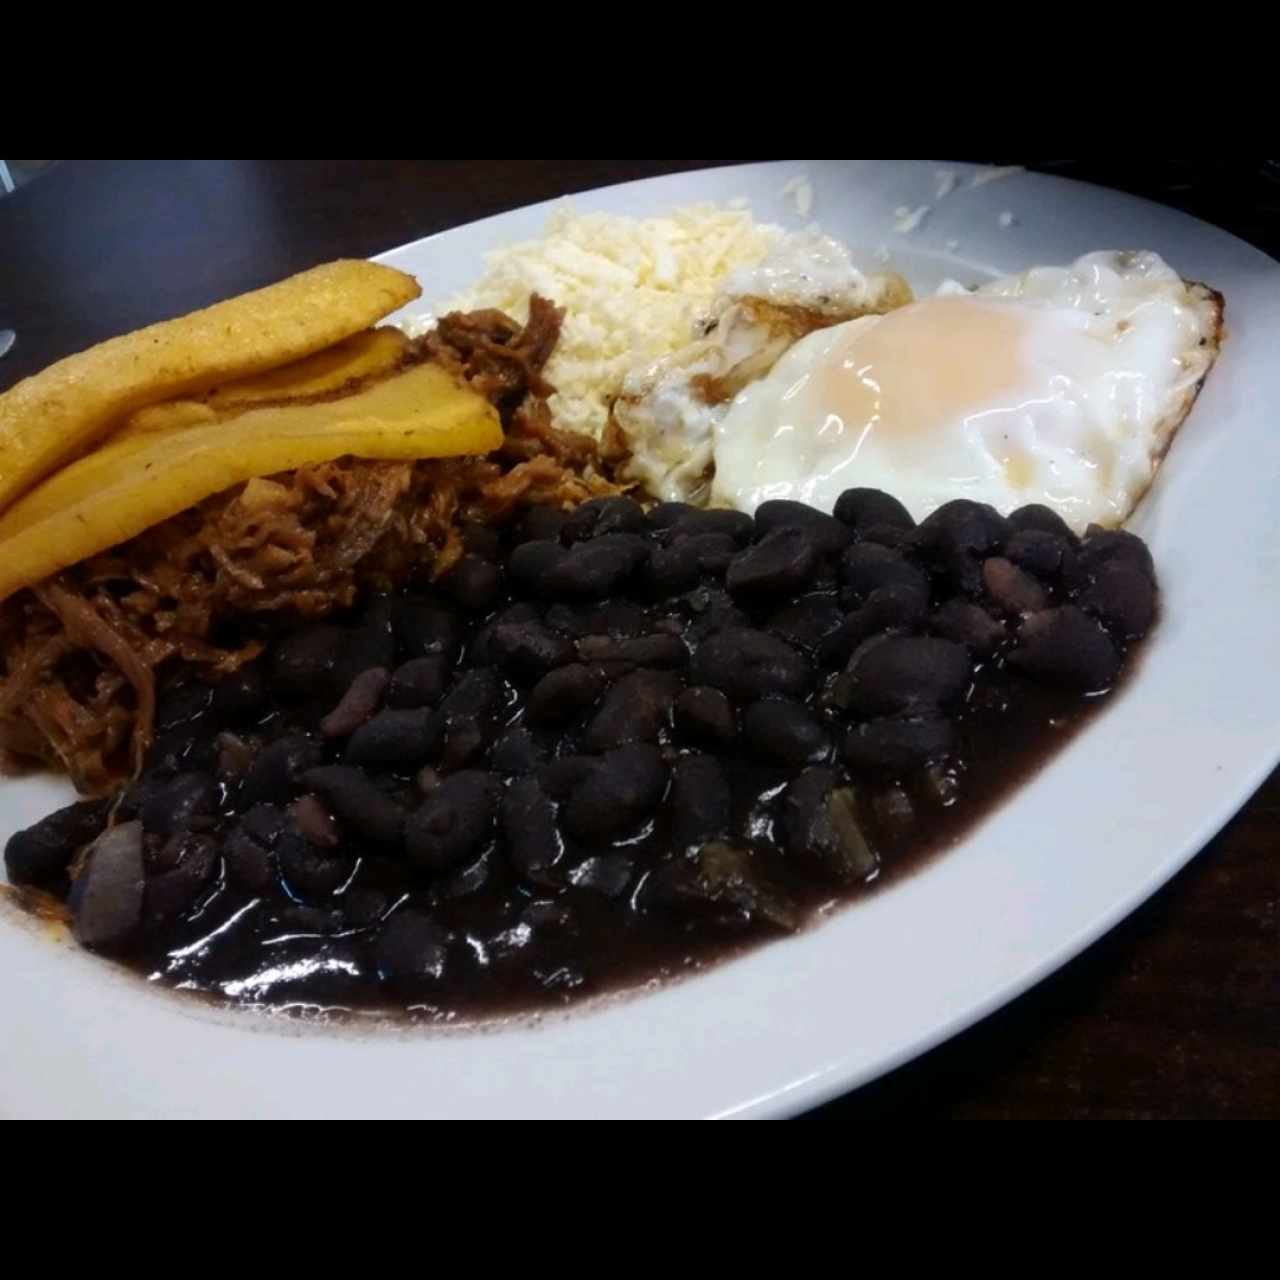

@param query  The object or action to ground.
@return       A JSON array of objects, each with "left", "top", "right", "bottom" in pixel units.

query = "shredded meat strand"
[{"left": 0, "top": 297, "right": 616, "bottom": 794}]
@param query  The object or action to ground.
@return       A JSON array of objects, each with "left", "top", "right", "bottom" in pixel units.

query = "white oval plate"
[{"left": 3, "top": 161, "right": 1279, "bottom": 1119}]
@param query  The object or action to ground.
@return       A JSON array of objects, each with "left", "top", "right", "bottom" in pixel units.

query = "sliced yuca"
[
  {"left": 116, "top": 327, "right": 411, "bottom": 439},
  {"left": 0, "top": 261, "right": 420, "bottom": 514},
  {"left": 0, "top": 362, "right": 500, "bottom": 602}
]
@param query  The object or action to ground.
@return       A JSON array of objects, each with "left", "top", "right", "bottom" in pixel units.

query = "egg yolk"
[{"left": 812, "top": 297, "right": 1031, "bottom": 447}]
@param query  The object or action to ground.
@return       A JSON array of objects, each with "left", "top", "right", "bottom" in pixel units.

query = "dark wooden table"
[{"left": 2, "top": 160, "right": 1277, "bottom": 1119}]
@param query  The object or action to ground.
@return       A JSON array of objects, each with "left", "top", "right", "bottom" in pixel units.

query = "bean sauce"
[{"left": 4, "top": 492, "right": 1155, "bottom": 1019}]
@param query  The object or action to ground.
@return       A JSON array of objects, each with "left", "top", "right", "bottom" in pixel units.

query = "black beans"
[
  {"left": 141, "top": 771, "right": 219, "bottom": 837},
  {"left": 841, "top": 714, "right": 956, "bottom": 773},
  {"left": 461, "top": 520, "right": 502, "bottom": 560},
  {"left": 821, "top": 584, "right": 930, "bottom": 666},
  {"left": 645, "top": 501, "right": 698, "bottom": 531},
  {"left": 240, "top": 735, "right": 324, "bottom": 807},
  {"left": 501, "top": 777, "right": 563, "bottom": 879},
  {"left": 680, "top": 586, "right": 751, "bottom": 638},
  {"left": 1009, "top": 606, "right": 1120, "bottom": 691},
  {"left": 521, "top": 504, "right": 569, "bottom": 543},
  {"left": 549, "top": 600, "right": 649, "bottom": 638},
  {"left": 648, "top": 533, "right": 738, "bottom": 594},
  {"left": 840, "top": 543, "right": 929, "bottom": 601},
  {"left": 670, "top": 755, "right": 731, "bottom": 851},
  {"left": 470, "top": 602, "right": 543, "bottom": 664},
  {"left": 538, "top": 755, "right": 598, "bottom": 800},
  {"left": 1070, "top": 527, "right": 1156, "bottom": 586},
  {"left": 912, "top": 499, "right": 1011, "bottom": 595},
  {"left": 155, "top": 683, "right": 213, "bottom": 733},
  {"left": 443, "top": 553, "right": 503, "bottom": 612},
  {"left": 1005, "top": 529, "right": 1072, "bottom": 579},
  {"left": 584, "top": 670, "right": 680, "bottom": 750},
  {"left": 144, "top": 725, "right": 216, "bottom": 776},
  {"left": 18, "top": 475, "right": 1160, "bottom": 1018},
  {"left": 839, "top": 637, "right": 971, "bottom": 718},
  {"left": 278, "top": 831, "right": 352, "bottom": 900},
  {"left": 210, "top": 662, "right": 266, "bottom": 724},
  {"left": 660, "top": 507, "right": 754, "bottom": 544},
  {"left": 439, "top": 667, "right": 503, "bottom": 722},
  {"left": 386, "top": 655, "right": 450, "bottom": 709},
  {"left": 521, "top": 898, "right": 576, "bottom": 932},
  {"left": 273, "top": 904, "right": 342, "bottom": 935},
  {"left": 225, "top": 798, "right": 285, "bottom": 890},
  {"left": 270, "top": 624, "right": 347, "bottom": 699},
  {"left": 216, "top": 731, "right": 257, "bottom": 781},
  {"left": 375, "top": 910, "right": 449, "bottom": 984},
  {"left": 674, "top": 686, "right": 736, "bottom": 748},
  {"left": 146, "top": 829, "right": 196, "bottom": 874},
  {"left": 437, "top": 668, "right": 505, "bottom": 767},
  {"left": 321, "top": 667, "right": 389, "bottom": 738},
  {"left": 72, "top": 822, "right": 145, "bottom": 952},
  {"left": 914, "top": 499, "right": 1010, "bottom": 557},
  {"left": 290, "top": 794, "right": 341, "bottom": 848},
  {"left": 561, "top": 495, "right": 647, "bottom": 542},
  {"left": 4, "top": 799, "right": 109, "bottom": 893},
  {"left": 490, "top": 727, "right": 545, "bottom": 776},
  {"left": 343, "top": 886, "right": 389, "bottom": 928},
  {"left": 780, "top": 770, "right": 877, "bottom": 883},
  {"left": 544, "top": 533, "right": 650, "bottom": 598},
  {"left": 563, "top": 743, "right": 668, "bottom": 842},
  {"left": 334, "top": 599, "right": 397, "bottom": 688},
  {"left": 743, "top": 700, "right": 830, "bottom": 766},
  {"left": 488, "top": 617, "right": 574, "bottom": 681},
  {"left": 568, "top": 854, "right": 635, "bottom": 898},
  {"left": 405, "top": 771, "right": 499, "bottom": 873},
  {"left": 224, "top": 826, "right": 277, "bottom": 894},
  {"left": 1007, "top": 503, "right": 1075, "bottom": 541},
  {"left": 768, "top": 596, "right": 844, "bottom": 652},
  {"left": 690, "top": 628, "right": 809, "bottom": 702},
  {"left": 397, "top": 602, "right": 462, "bottom": 662},
  {"left": 929, "top": 599, "right": 1005, "bottom": 657},
  {"left": 575, "top": 634, "right": 687, "bottom": 668},
  {"left": 143, "top": 834, "right": 217, "bottom": 927},
  {"left": 243, "top": 802, "right": 288, "bottom": 848},
  {"left": 527, "top": 663, "right": 608, "bottom": 727},
  {"left": 726, "top": 527, "right": 818, "bottom": 601},
  {"left": 834, "top": 488, "right": 915, "bottom": 536},
  {"left": 1078, "top": 559, "right": 1157, "bottom": 639},
  {"left": 345, "top": 708, "right": 440, "bottom": 769},
  {"left": 754, "top": 499, "right": 852, "bottom": 555},
  {"left": 441, "top": 847, "right": 498, "bottom": 899},
  {"left": 509, "top": 539, "right": 567, "bottom": 595},
  {"left": 983, "top": 557, "right": 1048, "bottom": 616},
  {"left": 302, "top": 766, "right": 406, "bottom": 848}
]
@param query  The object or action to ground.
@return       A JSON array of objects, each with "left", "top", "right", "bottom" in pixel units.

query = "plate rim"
[{"left": 3, "top": 159, "right": 1279, "bottom": 1119}]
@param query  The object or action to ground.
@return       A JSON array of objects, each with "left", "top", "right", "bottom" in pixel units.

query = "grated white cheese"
[
  {"left": 934, "top": 169, "right": 958, "bottom": 199},
  {"left": 779, "top": 174, "right": 814, "bottom": 218},
  {"left": 893, "top": 204, "right": 930, "bottom": 234},
  {"left": 971, "top": 165, "right": 1024, "bottom": 188},
  {"left": 414, "top": 203, "right": 785, "bottom": 438}
]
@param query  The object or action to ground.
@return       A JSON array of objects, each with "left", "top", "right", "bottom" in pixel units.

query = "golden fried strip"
[
  {"left": 0, "top": 261, "right": 420, "bottom": 514},
  {"left": 116, "top": 326, "right": 411, "bottom": 439},
  {"left": 0, "top": 362, "right": 500, "bottom": 601}
]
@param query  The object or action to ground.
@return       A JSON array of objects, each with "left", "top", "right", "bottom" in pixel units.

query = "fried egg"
[
  {"left": 708, "top": 251, "right": 1223, "bottom": 532},
  {"left": 613, "top": 232, "right": 911, "bottom": 503}
]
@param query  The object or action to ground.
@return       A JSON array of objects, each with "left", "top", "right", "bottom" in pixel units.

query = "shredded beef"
[{"left": 0, "top": 297, "right": 615, "bottom": 794}]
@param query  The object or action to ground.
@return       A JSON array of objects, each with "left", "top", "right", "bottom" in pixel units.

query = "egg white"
[{"left": 709, "top": 251, "right": 1222, "bottom": 532}]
